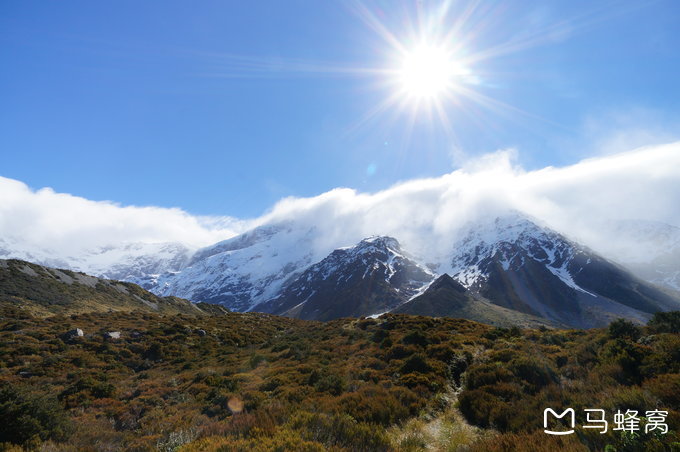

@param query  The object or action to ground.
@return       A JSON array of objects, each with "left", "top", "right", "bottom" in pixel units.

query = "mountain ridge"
[
  {"left": 393, "top": 273, "right": 562, "bottom": 328},
  {"left": 260, "top": 236, "right": 435, "bottom": 320},
  {"left": 2, "top": 212, "right": 679, "bottom": 327},
  {"left": 0, "top": 258, "right": 227, "bottom": 317}
]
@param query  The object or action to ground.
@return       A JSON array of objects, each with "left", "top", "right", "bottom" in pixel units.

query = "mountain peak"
[
  {"left": 394, "top": 270, "right": 558, "bottom": 328},
  {"left": 359, "top": 235, "right": 400, "bottom": 249},
  {"left": 429, "top": 273, "right": 467, "bottom": 293},
  {"left": 352, "top": 236, "right": 402, "bottom": 255},
  {"left": 449, "top": 212, "right": 577, "bottom": 288},
  {"left": 260, "top": 236, "right": 434, "bottom": 321},
  {"left": 461, "top": 211, "right": 556, "bottom": 245}
]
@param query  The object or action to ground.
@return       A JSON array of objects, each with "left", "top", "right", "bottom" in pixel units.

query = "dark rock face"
[
  {"left": 394, "top": 274, "right": 559, "bottom": 328},
  {"left": 447, "top": 214, "right": 680, "bottom": 327},
  {"left": 260, "top": 237, "right": 435, "bottom": 321}
]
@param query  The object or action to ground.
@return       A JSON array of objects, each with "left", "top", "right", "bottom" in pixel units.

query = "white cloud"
[
  {"left": 0, "top": 177, "right": 250, "bottom": 255},
  {"left": 1, "top": 141, "right": 679, "bottom": 267},
  {"left": 257, "top": 141, "right": 680, "bottom": 263}
]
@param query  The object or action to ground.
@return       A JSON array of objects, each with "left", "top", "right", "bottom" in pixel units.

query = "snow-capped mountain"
[
  {"left": 0, "top": 237, "right": 192, "bottom": 289},
  {"left": 71, "top": 242, "right": 193, "bottom": 289},
  {"left": 0, "top": 237, "right": 72, "bottom": 270},
  {"left": 2, "top": 210, "right": 679, "bottom": 327},
  {"left": 446, "top": 213, "right": 592, "bottom": 294},
  {"left": 442, "top": 213, "right": 679, "bottom": 327},
  {"left": 153, "top": 223, "right": 323, "bottom": 312},
  {"left": 260, "top": 236, "right": 435, "bottom": 321}
]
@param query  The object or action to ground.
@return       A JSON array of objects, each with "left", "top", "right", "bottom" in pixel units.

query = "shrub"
[
  {"left": 648, "top": 311, "right": 680, "bottom": 334},
  {"left": 483, "top": 326, "right": 522, "bottom": 341},
  {"left": 371, "top": 328, "right": 389, "bottom": 343},
  {"left": 313, "top": 373, "right": 346, "bottom": 396},
  {"left": 426, "top": 343, "right": 456, "bottom": 362},
  {"left": 469, "top": 430, "right": 588, "bottom": 451},
  {"left": 288, "top": 411, "right": 391, "bottom": 451},
  {"left": 400, "top": 354, "right": 432, "bottom": 374},
  {"left": 601, "top": 340, "right": 645, "bottom": 384},
  {"left": 333, "top": 386, "right": 412, "bottom": 425},
  {"left": 458, "top": 389, "right": 502, "bottom": 428},
  {"left": 385, "top": 344, "right": 417, "bottom": 361},
  {"left": 608, "top": 318, "right": 641, "bottom": 341},
  {"left": 401, "top": 330, "right": 429, "bottom": 347},
  {"left": 465, "top": 363, "right": 514, "bottom": 390},
  {"left": 249, "top": 353, "right": 266, "bottom": 369},
  {"left": 509, "top": 356, "right": 557, "bottom": 392},
  {"left": 0, "top": 384, "right": 72, "bottom": 446},
  {"left": 60, "top": 376, "right": 116, "bottom": 402},
  {"left": 144, "top": 341, "right": 165, "bottom": 361},
  {"left": 645, "top": 373, "right": 680, "bottom": 406}
]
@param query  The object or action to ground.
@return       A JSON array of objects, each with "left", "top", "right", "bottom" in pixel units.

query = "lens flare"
[{"left": 397, "top": 44, "right": 466, "bottom": 102}]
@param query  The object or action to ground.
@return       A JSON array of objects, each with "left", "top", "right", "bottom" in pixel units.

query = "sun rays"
[{"left": 196, "top": 0, "right": 624, "bottom": 149}]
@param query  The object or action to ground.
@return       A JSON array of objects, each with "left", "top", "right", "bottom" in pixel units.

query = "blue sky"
[{"left": 2, "top": 0, "right": 679, "bottom": 218}]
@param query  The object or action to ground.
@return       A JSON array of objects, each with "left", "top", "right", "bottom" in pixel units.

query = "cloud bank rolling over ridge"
[
  {"left": 0, "top": 178, "right": 248, "bottom": 254},
  {"left": 1, "top": 141, "right": 679, "bottom": 266}
]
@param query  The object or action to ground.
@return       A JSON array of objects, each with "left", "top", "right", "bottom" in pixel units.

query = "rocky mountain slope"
[
  {"left": 2, "top": 212, "right": 679, "bottom": 327},
  {"left": 153, "top": 223, "right": 322, "bottom": 312},
  {"left": 0, "top": 238, "right": 192, "bottom": 290},
  {"left": 443, "top": 214, "right": 679, "bottom": 328},
  {"left": 260, "top": 236, "right": 435, "bottom": 321},
  {"left": 251, "top": 214, "right": 679, "bottom": 326},
  {"left": 393, "top": 274, "right": 560, "bottom": 328},
  {"left": 0, "top": 258, "right": 227, "bottom": 317}
]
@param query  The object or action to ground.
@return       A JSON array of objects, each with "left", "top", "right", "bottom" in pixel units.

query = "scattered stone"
[
  {"left": 73, "top": 273, "right": 99, "bottom": 288},
  {"left": 62, "top": 328, "right": 84, "bottom": 341},
  {"left": 50, "top": 269, "right": 74, "bottom": 285},
  {"left": 113, "top": 283, "right": 130, "bottom": 294},
  {"left": 196, "top": 329, "right": 207, "bottom": 337},
  {"left": 637, "top": 335, "right": 655, "bottom": 345},
  {"left": 104, "top": 331, "right": 121, "bottom": 340},
  {"left": 18, "top": 265, "right": 38, "bottom": 277}
]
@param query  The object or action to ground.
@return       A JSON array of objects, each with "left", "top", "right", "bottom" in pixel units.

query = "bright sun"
[
  {"left": 397, "top": 44, "right": 463, "bottom": 102},
  {"left": 349, "top": 2, "right": 486, "bottom": 128}
]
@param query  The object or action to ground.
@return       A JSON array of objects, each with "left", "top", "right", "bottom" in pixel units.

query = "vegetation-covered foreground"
[{"left": 0, "top": 304, "right": 679, "bottom": 451}]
